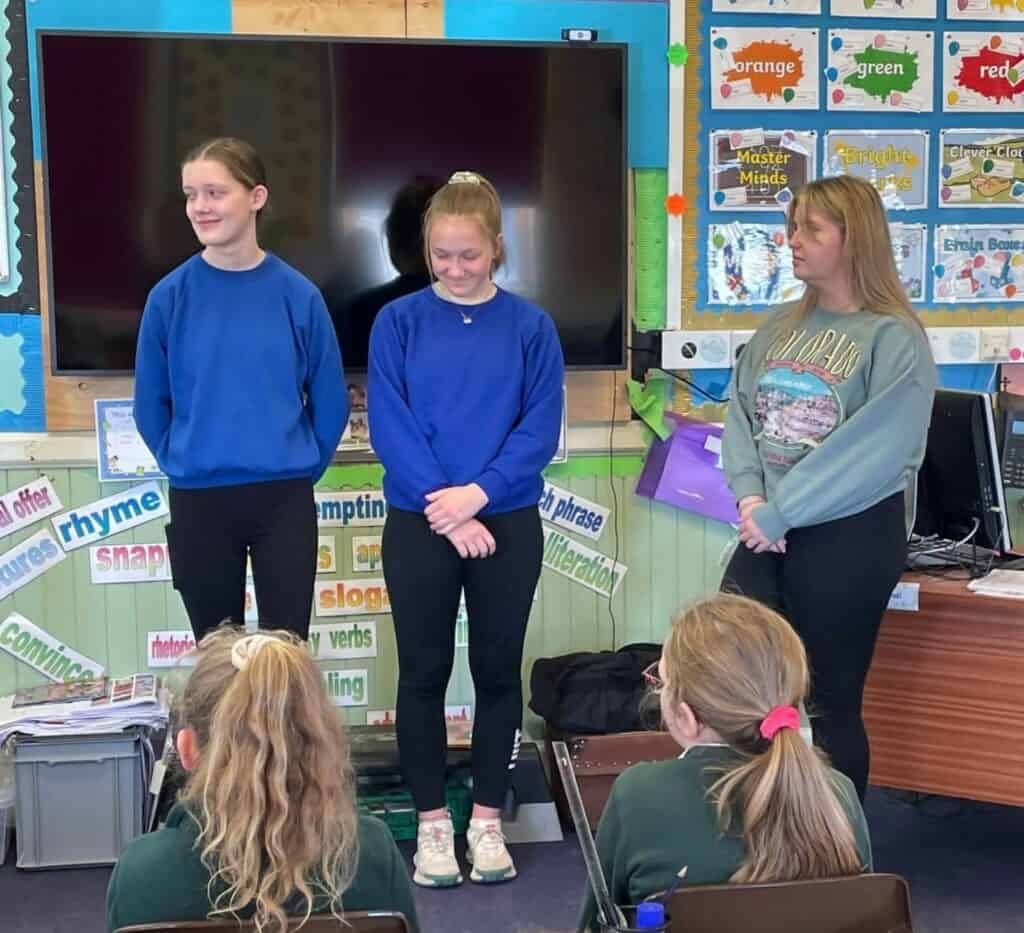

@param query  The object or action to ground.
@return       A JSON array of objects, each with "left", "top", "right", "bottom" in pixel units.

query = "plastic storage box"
[
  {"left": 358, "top": 779, "right": 472, "bottom": 842},
  {"left": 14, "top": 731, "right": 145, "bottom": 869},
  {"left": 0, "top": 742, "right": 13, "bottom": 866}
]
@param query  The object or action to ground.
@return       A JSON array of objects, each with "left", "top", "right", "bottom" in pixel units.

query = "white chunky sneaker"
[
  {"left": 413, "top": 816, "right": 462, "bottom": 888},
  {"left": 466, "top": 817, "right": 517, "bottom": 883}
]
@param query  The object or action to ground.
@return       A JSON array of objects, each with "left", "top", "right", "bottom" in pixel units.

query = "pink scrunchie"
[{"left": 760, "top": 705, "right": 800, "bottom": 741}]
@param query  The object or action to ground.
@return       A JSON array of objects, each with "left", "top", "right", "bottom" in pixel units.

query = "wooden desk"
[{"left": 863, "top": 573, "right": 1024, "bottom": 806}]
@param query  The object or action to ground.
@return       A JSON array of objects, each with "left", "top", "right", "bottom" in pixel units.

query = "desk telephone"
[{"left": 999, "top": 392, "right": 1024, "bottom": 489}]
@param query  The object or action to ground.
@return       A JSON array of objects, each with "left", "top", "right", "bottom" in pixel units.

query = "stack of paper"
[
  {"left": 966, "top": 569, "right": 1024, "bottom": 601},
  {"left": 0, "top": 674, "right": 169, "bottom": 747}
]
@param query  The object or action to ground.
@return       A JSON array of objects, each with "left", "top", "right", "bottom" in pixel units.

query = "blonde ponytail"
[
  {"left": 662, "top": 595, "right": 864, "bottom": 883},
  {"left": 179, "top": 627, "right": 359, "bottom": 932}
]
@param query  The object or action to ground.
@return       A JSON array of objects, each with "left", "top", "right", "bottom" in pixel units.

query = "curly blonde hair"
[{"left": 178, "top": 627, "right": 359, "bottom": 932}]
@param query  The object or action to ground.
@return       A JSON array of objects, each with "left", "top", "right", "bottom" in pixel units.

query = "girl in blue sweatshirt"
[
  {"left": 368, "top": 171, "right": 564, "bottom": 889},
  {"left": 134, "top": 138, "right": 347, "bottom": 641}
]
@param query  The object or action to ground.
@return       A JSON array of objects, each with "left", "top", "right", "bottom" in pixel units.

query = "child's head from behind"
[
  {"left": 423, "top": 171, "right": 505, "bottom": 301},
  {"left": 177, "top": 627, "right": 358, "bottom": 932},
  {"left": 660, "top": 594, "right": 863, "bottom": 884},
  {"left": 660, "top": 593, "right": 806, "bottom": 752},
  {"left": 181, "top": 137, "right": 268, "bottom": 251}
]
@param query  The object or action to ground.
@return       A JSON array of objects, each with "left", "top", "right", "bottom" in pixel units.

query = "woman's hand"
[
  {"left": 738, "top": 502, "right": 786, "bottom": 554},
  {"left": 445, "top": 519, "right": 497, "bottom": 559},
  {"left": 425, "top": 484, "right": 489, "bottom": 534}
]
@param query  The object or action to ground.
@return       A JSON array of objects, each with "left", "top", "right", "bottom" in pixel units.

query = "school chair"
[
  {"left": 114, "top": 911, "right": 411, "bottom": 933},
  {"left": 667, "top": 873, "right": 912, "bottom": 933}
]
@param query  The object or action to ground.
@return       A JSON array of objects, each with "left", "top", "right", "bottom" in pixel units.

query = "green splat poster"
[{"left": 826, "top": 29, "right": 935, "bottom": 113}]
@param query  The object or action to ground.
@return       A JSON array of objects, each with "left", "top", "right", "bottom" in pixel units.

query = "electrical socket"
[
  {"left": 980, "top": 327, "right": 1011, "bottom": 363},
  {"left": 661, "top": 330, "right": 733, "bottom": 369}
]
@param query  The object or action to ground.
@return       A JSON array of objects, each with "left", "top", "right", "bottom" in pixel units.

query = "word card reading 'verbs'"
[
  {"left": 934, "top": 226, "right": 1024, "bottom": 302},
  {"left": 711, "top": 28, "right": 819, "bottom": 110}
]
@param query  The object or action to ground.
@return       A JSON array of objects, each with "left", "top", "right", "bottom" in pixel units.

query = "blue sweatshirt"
[
  {"left": 368, "top": 286, "right": 564, "bottom": 514},
  {"left": 134, "top": 253, "right": 348, "bottom": 489}
]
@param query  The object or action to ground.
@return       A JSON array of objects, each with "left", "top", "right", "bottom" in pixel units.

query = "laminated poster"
[
  {"left": 831, "top": 0, "right": 936, "bottom": 18},
  {"left": 95, "top": 399, "right": 164, "bottom": 482},
  {"left": 712, "top": 0, "right": 820, "bottom": 11},
  {"left": 823, "top": 130, "right": 929, "bottom": 209},
  {"left": 933, "top": 226, "right": 1024, "bottom": 302},
  {"left": 947, "top": 0, "right": 1024, "bottom": 21},
  {"left": 710, "top": 28, "right": 819, "bottom": 110},
  {"left": 890, "top": 223, "right": 928, "bottom": 303},
  {"left": 939, "top": 129, "right": 1024, "bottom": 206},
  {"left": 707, "top": 224, "right": 804, "bottom": 306},
  {"left": 827, "top": 30, "right": 934, "bottom": 112},
  {"left": 943, "top": 32, "right": 1024, "bottom": 112},
  {"left": 709, "top": 129, "right": 816, "bottom": 211}
]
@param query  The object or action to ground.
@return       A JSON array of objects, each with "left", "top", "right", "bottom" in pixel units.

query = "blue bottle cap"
[{"left": 636, "top": 901, "right": 666, "bottom": 929}]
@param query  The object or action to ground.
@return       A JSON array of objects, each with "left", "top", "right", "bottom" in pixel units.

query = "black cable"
[
  {"left": 607, "top": 376, "right": 619, "bottom": 650},
  {"left": 627, "top": 345, "right": 730, "bottom": 404}
]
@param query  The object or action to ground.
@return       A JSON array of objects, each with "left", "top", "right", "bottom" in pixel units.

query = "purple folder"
[{"left": 635, "top": 412, "right": 739, "bottom": 525}]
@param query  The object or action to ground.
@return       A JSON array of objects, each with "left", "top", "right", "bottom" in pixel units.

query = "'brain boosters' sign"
[
  {"left": 711, "top": 28, "right": 819, "bottom": 109},
  {"left": 315, "top": 491, "right": 387, "bottom": 528},
  {"left": 315, "top": 578, "right": 391, "bottom": 617},
  {"left": 934, "top": 225, "right": 1024, "bottom": 302},
  {"left": 824, "top": 130, "right": 929, "bottom": 210},
  {"left": 945, "top": 32, "right": 1024, "bottom": 112},
  {"left": 827, "top": 30, "right": 934, "bottom": 112},
  {"left": 52, "top": 481, "right": 168, "bottom": 551}
]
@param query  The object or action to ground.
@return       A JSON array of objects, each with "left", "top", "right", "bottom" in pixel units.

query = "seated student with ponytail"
[
  {"left": 579, "top": 594, "right": 871, "bottom": 930},
  {"left": 106, "top": 629, "right": 419, "bottom": 933}
]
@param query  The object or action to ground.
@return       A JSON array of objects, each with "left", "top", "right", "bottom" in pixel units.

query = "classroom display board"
[{"left": 685, "top": 0, "right": 1024, "bottom": 324}]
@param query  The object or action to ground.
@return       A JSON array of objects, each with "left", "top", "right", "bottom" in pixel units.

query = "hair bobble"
[
  {"left": 448, "top": 171, "right": 481, "bottom": 185},
  {"left": 230, "top": 634, "right": 278, "bottom": 672},
  {"left": 759, "top": 705, "right": 800, "bottom": 741}
]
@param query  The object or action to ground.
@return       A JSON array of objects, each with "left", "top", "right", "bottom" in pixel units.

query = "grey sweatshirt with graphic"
[{"left": 722, "top": 304, "right": 937, "bottom": 543}]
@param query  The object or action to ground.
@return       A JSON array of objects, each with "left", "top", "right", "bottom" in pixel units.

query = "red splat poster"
[{"left": 944, "top": 32, "right": 1024, "bottom": 112}]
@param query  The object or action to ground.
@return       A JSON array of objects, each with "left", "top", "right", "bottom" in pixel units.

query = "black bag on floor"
[{"left": 528, "top": 643, "right": 662, "bottom": 735}]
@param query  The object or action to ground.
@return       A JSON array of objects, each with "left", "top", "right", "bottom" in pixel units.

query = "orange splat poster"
[{"left": 711, "top": 28, "right": 819, "bottom": 110}]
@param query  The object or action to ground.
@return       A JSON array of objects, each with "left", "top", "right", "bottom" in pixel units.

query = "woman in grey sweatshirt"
[{"left": 721, "top": 175, "right": 937, "bottom": 801}]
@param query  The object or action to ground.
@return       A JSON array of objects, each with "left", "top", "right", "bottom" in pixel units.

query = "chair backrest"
[
  {"left": 668, "top": 873, "right": 912, "bottom": 933},
  {"left": 114, "top": 910, "right": 409, "bottom": 933}
]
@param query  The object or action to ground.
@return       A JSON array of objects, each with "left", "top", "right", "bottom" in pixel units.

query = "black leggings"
[
  {"left": 166, "top": 478, "right": 318, "bottom": 641},
  {"left": 721, "top": 492, "right": 908, "bottom": 800},
  {"left": 383, "top": 505, "right": 543, "bottom": 811}
]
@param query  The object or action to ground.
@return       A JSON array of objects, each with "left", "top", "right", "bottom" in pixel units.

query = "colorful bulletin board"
[{"left": 674, "top": 0, "right": 1024, "bottom": 329}]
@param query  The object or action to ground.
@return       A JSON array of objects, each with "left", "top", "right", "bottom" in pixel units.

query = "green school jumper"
[
  {"left": 107, "top": 804, "right": 420, "bottom": 933},
  {"left": 579, "top": 745, "right": 873, "bottom": 931}
]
